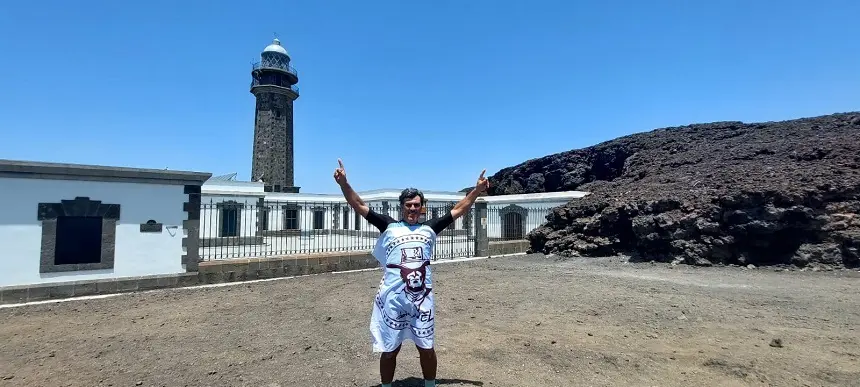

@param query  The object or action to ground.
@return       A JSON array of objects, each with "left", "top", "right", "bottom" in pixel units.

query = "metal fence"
[
  {"left": 199, "top": 199, "right": 476, "bottom": 261},
  {"left": 485, "top": 203, "right": 554, "bottom": 241}
]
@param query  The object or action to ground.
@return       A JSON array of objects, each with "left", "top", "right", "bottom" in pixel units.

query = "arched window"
[
  {"left": 502, "top": 212, "right": 524, "bottom": 239},
  {"left": 498, "top": 204, "right": 528, "bottom": 240}
]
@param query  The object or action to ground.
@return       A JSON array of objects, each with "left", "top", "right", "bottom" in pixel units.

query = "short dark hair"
[{"left": 399, "top": 188, "right": 425, "bottom": 206}]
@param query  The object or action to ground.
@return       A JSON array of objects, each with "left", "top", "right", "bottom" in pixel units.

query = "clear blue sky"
[{"left": 1, "top": 1, "right": 858, "bottom": 194}]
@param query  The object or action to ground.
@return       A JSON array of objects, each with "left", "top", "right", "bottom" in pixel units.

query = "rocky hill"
[{"left": 489, "top": 112, "right": 860, "bottom": 268}]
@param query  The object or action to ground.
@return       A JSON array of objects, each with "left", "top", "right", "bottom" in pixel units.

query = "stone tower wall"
[{"left": 250, "top": 90, "right": 296, "bottom": 192}]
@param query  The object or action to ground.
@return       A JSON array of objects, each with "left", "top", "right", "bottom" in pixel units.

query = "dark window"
[
  {"left": 37, "top": 196, "right": 120, "bottom": 273},
  {"left": 55, "top": 216, "right": 102, "bottom": 265},
  {"left": 220, "top": 207, "right": 239, "bottom": 237},
  {"left": 260, "top": 208, "right": 269, "bottom": 231},
  {"left": 354, "top": 210, "right": 361, "bottom": 230},
  {"left": 284, "top": 208, "right": 298, "bottom": 229},
  {"left": 313, "top": 209, "right": 325, "bottom": 230},
  {"left": 342, "top": 207, "right": 349, "bottom": 230},
  {"left": 502, "top": 212, "right": 524, "bottom": 239}
]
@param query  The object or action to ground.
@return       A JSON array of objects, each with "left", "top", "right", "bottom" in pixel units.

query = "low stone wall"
[
  {"left": 0, "top": 272, "right": 200, "bottom": 304},
  {"left": 0, "top": 241, "right": 532, "bottom": 305},
  {"left": 0, "top": 251, "right": 382, "bottom": 305},
  {"left": 196, "top": 251, "right": 379, "bottom": 283},
  {"left": 200, "top": 236, "right": 263, "bottom": 247},
  {"left": 489, "top": 240, "right": 530, "bottom": 256}
]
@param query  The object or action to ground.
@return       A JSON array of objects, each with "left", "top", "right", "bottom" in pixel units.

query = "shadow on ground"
[{"left": 374, "top": 377, "right": 483, "bottom": 386}]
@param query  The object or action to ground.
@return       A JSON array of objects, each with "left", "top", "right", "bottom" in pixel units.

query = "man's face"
[{"left": 402, "top": 196, "right": 422, "bottom": 224}]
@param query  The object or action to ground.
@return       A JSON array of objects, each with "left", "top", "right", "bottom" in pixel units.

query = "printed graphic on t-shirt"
[
  {"left": 385, "top": 234, "right": 431, "bottom": 258},
  {"left": 364, "top": 208, "right": 452, "bottom": 349},
  {"left": 400, "top": 246, "right": 424, "bottom": 263},
  {"left": 387, "top": 260, "right": 429, "bottom": 292}
]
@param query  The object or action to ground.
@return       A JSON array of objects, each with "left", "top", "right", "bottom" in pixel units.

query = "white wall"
[
  {"left": 485, "top": 201, "right": 568, "bottom": 239},
  {"left": 0, "top": 177, "right": 188, "bottom": 287},
  {"left": 202, "top": 180, "right": 265, "bottom": 194},
  {"left": 261, "top": 202, "right": 339, "bottom": 231},
  {"left": 199, "top": 194, "right": 262, "bottom": 238}
]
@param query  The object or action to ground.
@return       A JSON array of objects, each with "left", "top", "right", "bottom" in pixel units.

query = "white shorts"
[{"left": 370, "top": 288, "right": 435, "bottom": 353}]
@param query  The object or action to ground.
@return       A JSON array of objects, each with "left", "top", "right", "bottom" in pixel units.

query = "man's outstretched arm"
[
  {"left": 334, "top": 159, "right": 370, "bottom": 217},
  {"left": 450, "top": 169, "right": 490, "bottom": 220},
  {"left": 340, "top": 181, "right": 370, "bottom": 218}
]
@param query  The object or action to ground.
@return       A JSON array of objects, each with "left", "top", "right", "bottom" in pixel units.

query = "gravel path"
[{"left": 1, "top": 254, "right": 858, "bottom": 386}]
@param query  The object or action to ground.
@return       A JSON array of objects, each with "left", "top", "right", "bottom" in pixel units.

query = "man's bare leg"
[
  {"left": 417, "top": 346, "right": 437, "bottom": 384},
  {"left": 380, "top": 344, "right": 402, "bottom": 386}
]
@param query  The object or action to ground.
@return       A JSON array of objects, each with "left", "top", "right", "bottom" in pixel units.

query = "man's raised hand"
[
  {"left": 334, "top": 158, "right": 348, "bottom": 186},
  {"left": 476, "top": 169, "right": 490, "bottom": 193}
]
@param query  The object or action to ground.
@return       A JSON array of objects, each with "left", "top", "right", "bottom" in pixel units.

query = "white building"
[
  {"left": 198, "top": 174, "right": 588, "bottom": 261},
  {"left": 0, "top": 159, "right": 210, "bottom": 290}
]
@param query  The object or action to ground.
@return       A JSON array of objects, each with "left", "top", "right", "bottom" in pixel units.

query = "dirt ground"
[{"left": 1, "top": 254, "right": 859, "bottom": 387}]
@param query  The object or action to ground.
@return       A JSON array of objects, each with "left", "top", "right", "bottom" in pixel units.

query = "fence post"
[
  {"left": 474, "top": 200, "right": 489, "bottom": 257},
  {"left": 256, "top": 197, "right": 265, "bottom": 237}
]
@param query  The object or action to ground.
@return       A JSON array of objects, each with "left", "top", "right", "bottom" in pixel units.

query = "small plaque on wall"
[{"left": 140, "top": 220, "right": 163, "bottom": 233}]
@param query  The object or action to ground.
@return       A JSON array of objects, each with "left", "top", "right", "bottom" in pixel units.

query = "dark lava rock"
[{"left": 489, "top": 112, "right": 860, "bottom": 268}]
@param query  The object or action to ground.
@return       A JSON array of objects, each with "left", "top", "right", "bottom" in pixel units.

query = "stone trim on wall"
[
  {"left": 37, "top": 197, "right": 120, "bottom": 273},
  {"left": 182, "top": 184, "right": 203, "bottom": 272}
]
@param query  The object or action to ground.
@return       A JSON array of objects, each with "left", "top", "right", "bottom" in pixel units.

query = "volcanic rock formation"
[{"left": 490, "top": 112, "right": 860, "bottom": 268}]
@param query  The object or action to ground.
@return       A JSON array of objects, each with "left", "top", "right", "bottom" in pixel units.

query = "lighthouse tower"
[{"left": 249, "top": 38, "right": 300, "bottom": 193}]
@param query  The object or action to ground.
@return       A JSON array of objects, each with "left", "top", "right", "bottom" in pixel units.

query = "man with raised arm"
[{"left": 334, "top": 158, "right": 489, "bottom": 387}]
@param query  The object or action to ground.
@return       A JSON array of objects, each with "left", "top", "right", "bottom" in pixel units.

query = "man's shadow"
[{"left": 374, "top": 377, "right": 483, "bottom": 386}]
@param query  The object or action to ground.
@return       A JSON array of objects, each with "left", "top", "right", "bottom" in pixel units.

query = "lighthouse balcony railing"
[
  {"left": 252, "top": 61, "right": 298, "bottom": 77},
  {"left": 251, "top": 78, "right": 300, "bottom": 94}
]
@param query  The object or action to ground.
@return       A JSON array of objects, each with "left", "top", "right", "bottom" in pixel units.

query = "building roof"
[
  {"left": 0, "top": 159, "right": 212, "bottom": 186},
  {"left": 262, "top": 38, "right": 288, "bottom": 56},
  {"left": 208, "top": 172, "right": 238, "bottom": 182}
]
